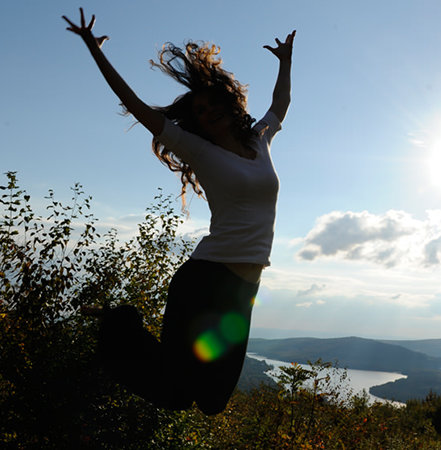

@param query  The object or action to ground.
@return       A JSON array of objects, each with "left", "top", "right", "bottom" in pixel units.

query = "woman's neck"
[{"left": 213, "top": 133, "right": 256, "bottom": 160}]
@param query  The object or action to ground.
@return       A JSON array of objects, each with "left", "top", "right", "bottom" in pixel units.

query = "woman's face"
[{"left": 192, "top": 91, "right": 232, "bottom": 141}]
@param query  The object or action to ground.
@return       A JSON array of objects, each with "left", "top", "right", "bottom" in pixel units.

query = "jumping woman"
[{"left": 63, "top": 8, "right": 295, "bottom": 415}]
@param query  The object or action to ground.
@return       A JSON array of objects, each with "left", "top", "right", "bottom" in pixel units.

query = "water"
[{"left": 247, "top": 353, "right": 406, "bottom": 406}]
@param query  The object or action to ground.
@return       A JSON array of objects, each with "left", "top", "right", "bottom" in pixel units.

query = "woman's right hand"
[
  {"left": 62, "top": 7, "right": 164, "bottom": 137},
  {"left": 62, "top": 7, "right": 109, "bottom": 48}
]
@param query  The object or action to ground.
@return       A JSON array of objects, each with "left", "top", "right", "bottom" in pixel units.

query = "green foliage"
[
  {"left": 0, "top": 172, "right": 192, "bottom": 448},
  {"left": 277, "top": 362, "right": 312, "bottom": 395},
  {"left": 76, "top": 187, "right": 193, "bottom": 338},
  {"left": 198, "top": 381, "right": 441, "bottom": 449},
  {"left": 151, "top": 386, "right": 440, "bottom": 449}
]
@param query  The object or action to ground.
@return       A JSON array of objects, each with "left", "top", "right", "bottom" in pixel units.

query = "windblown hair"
[{"left": 150, "top": 41, "right": 256, "bottom": 208}]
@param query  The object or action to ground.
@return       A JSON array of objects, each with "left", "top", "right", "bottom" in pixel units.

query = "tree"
[{"left": 275, "top": 362, "right": 311, "bottom": 437}]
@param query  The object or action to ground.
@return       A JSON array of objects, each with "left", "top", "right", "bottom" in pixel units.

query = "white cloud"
[
  {"left": 297, "top": 283, "right": 326, "bottom": 297},
  {"left": 288, "top": 237, "right": 304, "bottom": 247},
  {"left": 296, "top": 209, "right": 441, "bottom": 268},
  {"left": 424, "top": 236, "right": 441, "bottom": 265},
  {"left": 295, "top": 299, "right": 326, "bottom": 308},
  {"left": 296, "top": 301, "right": 313, "bottom": 308},
  {"left": 260, "top": 254, "right": 441, "bottom": 312}
]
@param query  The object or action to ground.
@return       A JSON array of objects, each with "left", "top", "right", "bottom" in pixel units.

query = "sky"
[{"left": 2, "top": 0, "right": 441, "bottom": 339}]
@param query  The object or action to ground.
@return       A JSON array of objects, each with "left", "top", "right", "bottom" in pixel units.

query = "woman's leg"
[
  {"left": 97, "top": 305, "right": 165, "bottom": 403},
  {"left": 97, "top": 258, "right": 258, "bottom": 413},
  {"left": 160, "top": 259, "right": 259, "bottom": 415},
  {"left": 97, "top": 261, "right": 198, "bottom": 410}
]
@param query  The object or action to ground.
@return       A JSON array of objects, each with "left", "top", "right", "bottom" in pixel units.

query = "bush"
[{"left": 0, "top": 172, "right": 192, "bottom": 448}]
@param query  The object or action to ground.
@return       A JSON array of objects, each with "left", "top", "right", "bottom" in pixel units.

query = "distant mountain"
[
  {"left": 380, "top": 339, "right": 441, "bottom": 359},
  {"left": 370, "top": 369, "right": 441, "bottom": 402},
  {"left": 247, "top": 337, "right": 441, "bottom": 374}
]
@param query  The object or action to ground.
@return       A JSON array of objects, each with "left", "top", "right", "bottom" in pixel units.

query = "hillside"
[
  {"left": 380, "top": 339, "right": 441, "bottom": 359},
  {"left": 370, "top": 369, "right": 441, "bottom": 402},
  {"left": 237, "top": 356, "right": 277, "bottom": 391},
  {"left": 247, "top": 336, "right": 441, "bottom": 373}
]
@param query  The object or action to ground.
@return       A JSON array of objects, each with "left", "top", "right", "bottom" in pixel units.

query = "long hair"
[{"left": 150, "top": 41, "right": 256, "bottom": 208}]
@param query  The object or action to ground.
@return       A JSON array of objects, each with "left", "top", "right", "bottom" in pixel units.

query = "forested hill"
[
  {"left": 379, "top": 339, "right": 441, "bottom": 359},
  {"left": 247, "top": 337, "right": 441, "bottom": 373}
]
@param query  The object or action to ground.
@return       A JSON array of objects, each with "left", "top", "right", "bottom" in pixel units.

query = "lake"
[{"left": 247, "top": 353, "right": 406, "bottom": 406}]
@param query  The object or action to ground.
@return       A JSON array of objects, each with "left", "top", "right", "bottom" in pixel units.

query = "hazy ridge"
[
  {"left": 247, "top": 337, "right": 441, "bottom": 373},
  {"left": 379, "top": 339, "right": 441, "bottom": 359}
]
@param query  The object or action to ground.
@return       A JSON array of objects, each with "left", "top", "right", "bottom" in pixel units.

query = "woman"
[{"left": 63, "top": 8, "right": 295, "bottom": 415}]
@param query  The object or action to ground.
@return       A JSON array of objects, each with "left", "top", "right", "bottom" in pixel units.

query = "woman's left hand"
[{"left": 263, "top": 30, "right": 296, "bottom": 61}]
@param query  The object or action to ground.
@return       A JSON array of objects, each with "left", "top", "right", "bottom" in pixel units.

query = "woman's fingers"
[
  {"left": 264, "top": 30, "right": 296, "bottom": 55},
  {"left": 61, "top": 16, "right": 74, "bottom": 27},
  {"left": 88, "top": 14, "right": 96, "bottom": 30},
  {"left": 80, "top": 7, "right": 86, "bottom": 28},
  {"left": 62, "top": 8, "right": 96, "bottom": 35},
  {"left": 62, "top": 15, "right": 78, "bottom": 30}
]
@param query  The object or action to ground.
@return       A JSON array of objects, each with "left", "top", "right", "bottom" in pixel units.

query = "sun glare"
[
  {"left": 418, "top": 115, "right": 441, "bottom": 191},
  {"left": 427, "top": 145, "right": 441, "bottom": 189}
]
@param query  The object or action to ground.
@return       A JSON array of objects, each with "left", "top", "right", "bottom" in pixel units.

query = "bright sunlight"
[{"left": 428, "top": 144, "right": 441, "bottom": 189}]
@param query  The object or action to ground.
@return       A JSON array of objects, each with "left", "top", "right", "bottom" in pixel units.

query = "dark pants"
[{"left": 98, "top": 258, "right": 259, "bottom": 415}]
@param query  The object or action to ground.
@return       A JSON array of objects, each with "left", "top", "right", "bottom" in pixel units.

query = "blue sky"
[{"left": 2, "top": 0, "right": 441, "bottom": 339}]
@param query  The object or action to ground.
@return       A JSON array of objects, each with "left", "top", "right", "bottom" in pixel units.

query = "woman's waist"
[{"left": 223, "top": 262, "right": 263, "bottom": 284}]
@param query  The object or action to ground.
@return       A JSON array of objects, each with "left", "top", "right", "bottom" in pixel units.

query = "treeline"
[
  {"left": 2, "top": 172, "right": 441, "bottom": 449},
  {"left": 370, "top": 369, "right": 441, "bottom": 404},
  {"left": 248, "top": 337, "right": 441, "bottom": 373}
]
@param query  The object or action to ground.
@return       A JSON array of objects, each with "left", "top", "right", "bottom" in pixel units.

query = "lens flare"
[
  {"left": 193, "top": 330, "right": 225, "bottom": 362},
  {"left": 220, "top": 312, "right": 248, "bottom": 344},
  {"left": 193, "top": 311, "right": 250, "bottom": 362},
  {"left": 252, "top": 296, "right": 260, "bottom": 306}
]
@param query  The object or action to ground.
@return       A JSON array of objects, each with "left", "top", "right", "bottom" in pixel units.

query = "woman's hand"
[
  {"left": 62, "top": 7, "right": 109, "bottom": 48},
  {"left": 263, "top": 30, "right": 296, "bottom": 61}
]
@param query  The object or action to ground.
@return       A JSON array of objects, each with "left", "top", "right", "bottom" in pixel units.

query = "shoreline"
[{"left": 247, "top": 352, "right": 406, "bottom": 406}]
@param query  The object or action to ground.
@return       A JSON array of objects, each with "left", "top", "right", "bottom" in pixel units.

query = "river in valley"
[{"left": 247, "top": 353, "right": 406, "bottom": 406}]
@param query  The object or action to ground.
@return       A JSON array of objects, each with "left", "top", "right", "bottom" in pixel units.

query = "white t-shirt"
[{"left": 157, "top": 110, "right": 281, "bottom": 266}]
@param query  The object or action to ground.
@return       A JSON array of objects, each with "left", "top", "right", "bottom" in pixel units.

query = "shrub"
[{"left": 0, "top": 172, "right": 192, "bottom": 448}]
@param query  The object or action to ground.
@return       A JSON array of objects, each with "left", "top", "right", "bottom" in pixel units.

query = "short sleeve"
[
  {"left": 156, "top": 117, "right": 204, "bottom": 163},
  {"left": 253, "top": 110, "right": 282, "bottom": 138}
]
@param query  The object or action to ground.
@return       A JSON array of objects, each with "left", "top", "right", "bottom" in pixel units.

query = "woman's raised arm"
[
  {"left": 62, "top": 8, "right": 164, "bottom": 136},
  {"left": 264, "top": 30, "right": 296, "bottom": 123}
]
